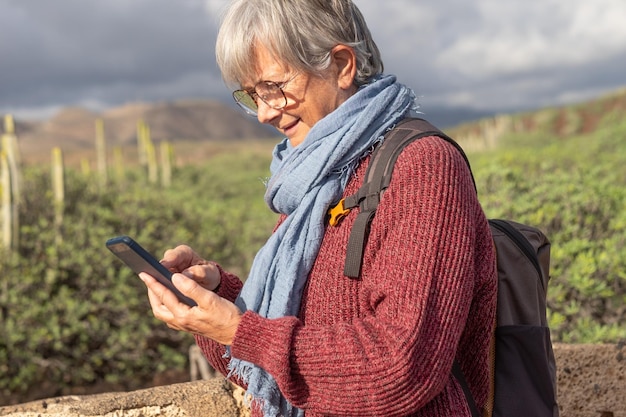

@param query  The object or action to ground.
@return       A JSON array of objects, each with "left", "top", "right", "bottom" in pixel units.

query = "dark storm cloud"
[
  {"left": 0, "top": 0, "right": 224, "bottom": 116},
  {"left": 1, "top": 0, "right": 626, "bottom": 121}
]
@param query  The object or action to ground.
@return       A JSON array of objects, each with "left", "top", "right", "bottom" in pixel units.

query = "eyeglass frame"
[{"left": 232, "top": 72, "right": 299, "bottom": 116}]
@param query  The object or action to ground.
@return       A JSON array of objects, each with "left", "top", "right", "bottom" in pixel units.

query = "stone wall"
[{"left": 1, "top": 344, "right": 624, "bottom": 417}]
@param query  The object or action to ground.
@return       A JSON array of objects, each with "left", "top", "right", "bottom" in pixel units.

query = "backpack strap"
[
  {"left": 452, "top": 360, "right": 481, "bottom": 417},
  {"left": 343, "top": 118, "right": 476, "bottom": 278}
]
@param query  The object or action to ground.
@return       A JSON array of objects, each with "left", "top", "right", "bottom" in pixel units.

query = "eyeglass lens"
[
  {"left": 233, "top": 90, "right": 258, "bottom": 114},
  {"left": 233, "top": 81, "right": 287, "bottom": 115}
]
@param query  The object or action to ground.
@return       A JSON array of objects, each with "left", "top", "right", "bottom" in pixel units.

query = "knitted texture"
[{"left": 195, "top": 135, "right": 497, "bottom": 416}]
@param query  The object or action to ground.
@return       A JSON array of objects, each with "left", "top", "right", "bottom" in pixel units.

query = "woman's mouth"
[{"left": 281, "top": 119, "right": 300, "bottom": 136}]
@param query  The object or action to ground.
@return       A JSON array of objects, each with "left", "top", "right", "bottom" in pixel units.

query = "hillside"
[
  {"left": 5, "top": 99, "right": 278, "bottom": 160},
  {"left": 3, "top": 87, "right": 626, "bottom": 165},
  {"left": 446, "top": 87, "right": 626, "bottom": 151}
]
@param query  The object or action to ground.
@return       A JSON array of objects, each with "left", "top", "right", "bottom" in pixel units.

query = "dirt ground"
[
  {"left": 554, "top": 343, "right": 625, "bottom": 417},
  {"left": 0, "top": 343, "right": 624, "bottom": 417}
]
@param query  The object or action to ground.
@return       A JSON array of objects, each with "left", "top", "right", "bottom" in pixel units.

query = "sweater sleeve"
[
  {"left": 194, "top": 263, "right": 245, "bottom": 381},
  {"left": 230, "top": 137, "right": 497, "bottom": 416}
]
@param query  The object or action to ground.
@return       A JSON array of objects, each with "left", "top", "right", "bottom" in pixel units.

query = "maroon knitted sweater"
[{"left": 195, "top": 136, "right": 497, "bottom": 416}]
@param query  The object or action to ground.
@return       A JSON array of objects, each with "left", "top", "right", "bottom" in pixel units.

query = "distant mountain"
[
  {"left": 8, "top": 99, "right": 278, "bottom": 157},
  {"left": 4, "top": 87, "right": 626, "bottom": 161}
]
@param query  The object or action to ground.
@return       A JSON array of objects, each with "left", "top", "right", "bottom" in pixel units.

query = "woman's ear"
[{"left": 331, "top": 45, "right": 357, "bottom": 90}]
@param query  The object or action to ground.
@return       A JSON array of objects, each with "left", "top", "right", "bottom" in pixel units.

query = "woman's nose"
[{"left": 256, "top": 100, "right": 281, "bottom": 125}]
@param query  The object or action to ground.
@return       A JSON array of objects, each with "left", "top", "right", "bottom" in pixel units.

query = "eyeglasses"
[{"left": 232, "top": 73, "right": 298, "bottom": 116}]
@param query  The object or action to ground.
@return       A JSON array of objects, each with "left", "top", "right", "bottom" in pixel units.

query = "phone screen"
[{"left": 106, "top": 236, "right": 196, "bottom": 306}]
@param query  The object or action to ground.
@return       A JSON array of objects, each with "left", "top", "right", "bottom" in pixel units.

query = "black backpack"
[{"left": 336, "top": 118, "right": 559, "bottom": 417}]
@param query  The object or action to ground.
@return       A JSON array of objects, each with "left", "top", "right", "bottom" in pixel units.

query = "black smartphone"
[{"left": 106, "top": 235, "right": 196, "bottom": 306}]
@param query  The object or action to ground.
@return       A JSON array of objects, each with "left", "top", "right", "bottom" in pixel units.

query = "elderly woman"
[{"left": 139, "top": 0, "right": 497, "bottom": 416}]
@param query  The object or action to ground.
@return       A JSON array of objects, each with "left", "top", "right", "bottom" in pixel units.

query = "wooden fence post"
[
  {"left": 1, "top": 151, "right": 11, "bottom": 250},
  {"left": 160, "top": 141, "right": 173, "bottom": 188},
  {"left": 1, "top": 114, "right": 21, "bottom": 250},
  {"left": 95, "top": 118, "right": 108, "bottom": 186},
  {"left": 51, "top": 147, "right": 65, "bottom": 245}
]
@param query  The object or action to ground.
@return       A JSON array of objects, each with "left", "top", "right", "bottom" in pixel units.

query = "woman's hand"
[
  {"left": 160, "top": 245, "right": 221, "bottom": 291},
  {"left": 138, "top": 245, "right": 242, "bottom": 346},
  {"left": 140, "top": 272, "right": 242, "bottom": 345}
]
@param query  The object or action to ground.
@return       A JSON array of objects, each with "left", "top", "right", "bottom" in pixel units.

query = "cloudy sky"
[{"left": 2, "top": 0, "right": 626, "bottom": 126}]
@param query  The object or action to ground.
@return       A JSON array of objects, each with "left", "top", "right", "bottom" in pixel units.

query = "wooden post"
[
  {"left": 95, "top": 119, "right": 108, "bottom": 186},
  {"left": 137, "top": 120, "right": 148, "bottom": 168},
  {"left": 160, "top": 141, "right": 173, "bottom": 188},
  {"left": 1, "top": 114, "right": 21, "bottom": 250},
  {"left": 51, "top": 147, "right": 65, "bottom": 244},
  {"left": 1, "top": 151, "right": 11, "bottom": 250}
]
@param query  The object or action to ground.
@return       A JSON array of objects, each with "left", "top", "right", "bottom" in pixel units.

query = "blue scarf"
[{"left": 228, "top": 74, "right": 416, "bottom": 417}]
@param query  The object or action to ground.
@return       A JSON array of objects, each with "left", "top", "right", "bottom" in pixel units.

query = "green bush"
[
  {"left": 0, "top": 148, "right": 277, "bottom": 403},
  {"left": 469, "top": 113, "right": 626, "bottom": 343}
]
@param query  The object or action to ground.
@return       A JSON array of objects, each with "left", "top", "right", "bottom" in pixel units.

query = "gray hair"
[{"left": 216, "top": 0, "right": 384, "bottom": 87}]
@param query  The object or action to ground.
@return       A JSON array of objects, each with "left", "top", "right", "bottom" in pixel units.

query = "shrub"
[{"left": 0, "top": 148, "right": 277, "bottom": 403}]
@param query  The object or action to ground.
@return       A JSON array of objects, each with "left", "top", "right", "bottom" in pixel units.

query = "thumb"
[{"left": 172, "top": 273, "right": 207, "bottom": 305}]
